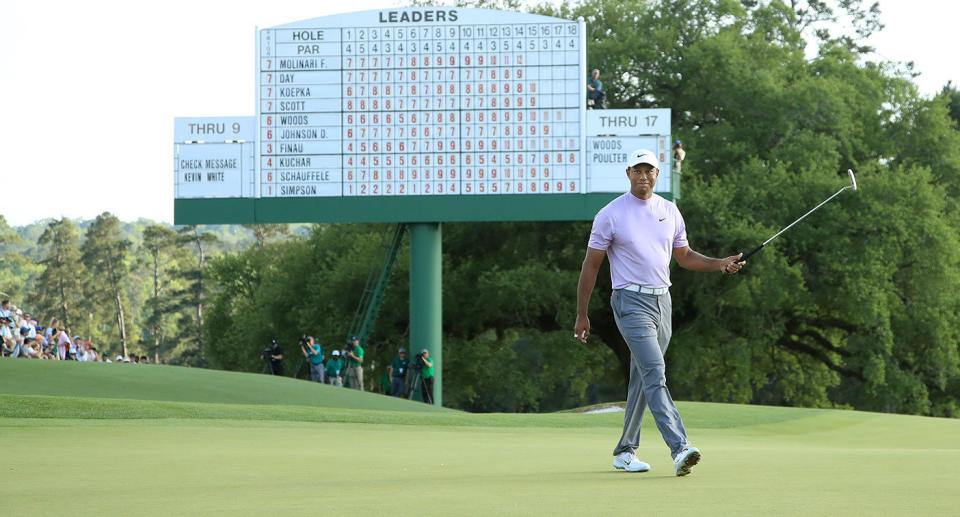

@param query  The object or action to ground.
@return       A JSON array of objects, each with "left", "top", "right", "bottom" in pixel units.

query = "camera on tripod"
[
  {"left": 343, "top": 336, "right": 356, "bottom": 357},
  {"left": 410, "top": 350, "right": 428, "bottom": 370}
]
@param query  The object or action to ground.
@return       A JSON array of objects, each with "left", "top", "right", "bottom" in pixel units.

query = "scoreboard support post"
[{"left": 409, "top": 222, "right": 442, "bottom": 406}]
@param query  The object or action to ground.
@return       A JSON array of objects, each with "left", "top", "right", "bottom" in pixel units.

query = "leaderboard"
[{"left": 257, "top": 8, "right": 585, "bottom": 197}]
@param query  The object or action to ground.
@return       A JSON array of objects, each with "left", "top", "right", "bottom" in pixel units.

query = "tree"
[
  {"left": 141, "top": 224, "right": 191, "bottom": 362},
  {"left": 939, "top": 81, "right": 960, "bottom": 129},
  {"left": 81, "top": 212, "right": 133, "bottom": 357},
  {"left": 241, "top": 224, "right": 291, "bottom": 249},
  {"left": 167, "top": 226, "right": 219, "bottom": 365},
  {"left": 36, "top": 218, "right": 84, "bottom": 330}
]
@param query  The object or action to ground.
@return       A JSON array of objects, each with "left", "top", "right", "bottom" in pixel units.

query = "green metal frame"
[
  {"left": 347, "top": 223, "right": 407, "bottom": 346},
  {"left": 173, "top": 192, "right": 673, "bottom": 225}
]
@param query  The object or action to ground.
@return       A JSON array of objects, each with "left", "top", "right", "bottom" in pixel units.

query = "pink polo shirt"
[{"left": 587, "top": 193, "right": 688, "bottom": 289}]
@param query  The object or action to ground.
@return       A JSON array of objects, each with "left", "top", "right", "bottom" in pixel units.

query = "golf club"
[{"left": 735, "top": 169, "right": 858, "bottom": 264}]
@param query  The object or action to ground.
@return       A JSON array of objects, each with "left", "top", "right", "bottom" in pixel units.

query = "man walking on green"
[
  {"left": 574, "top": 149, "right": 745, "bottom": 476},
  {"left": 344, "top": 336, "right": 365, "bottom": 390}
]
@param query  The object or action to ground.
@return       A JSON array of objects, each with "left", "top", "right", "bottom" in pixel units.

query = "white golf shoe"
[
  {"left": 613, "top": 452, "right": 650, "bottom": 472},
  {"left": 673, "top": 447, "right": 701, "bottom": 477}
]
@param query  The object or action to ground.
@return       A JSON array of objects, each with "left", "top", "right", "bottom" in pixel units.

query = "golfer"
[{"left": 574, "top": 149, "right": 745, "bottom": 476}]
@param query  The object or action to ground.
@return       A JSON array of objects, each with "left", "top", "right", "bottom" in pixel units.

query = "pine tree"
[
  {"left": 81, "top": 212, "right": 132, "bottom": 357},
  {"left": 36, "top": 218, "right": 84, "bottom": 330}
]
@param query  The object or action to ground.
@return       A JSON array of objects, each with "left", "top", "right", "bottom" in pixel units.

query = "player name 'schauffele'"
[{"left": 378, "top": 10, "right": 458, "bottom": 23}]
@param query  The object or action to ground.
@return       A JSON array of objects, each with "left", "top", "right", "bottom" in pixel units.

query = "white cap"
[
  {"left": 331, "top": 350, "right": 340, "bottom": 356},
  {"left": 116, "top": 355, "right": 123, "bottom": 361},
  {"left": 627, "top": 149, "right": 659, "bottom": 169}
]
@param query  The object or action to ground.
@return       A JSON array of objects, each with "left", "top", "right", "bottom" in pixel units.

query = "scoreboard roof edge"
[{"left": 267, "top": 8, "right": 575, "bottom": 29}]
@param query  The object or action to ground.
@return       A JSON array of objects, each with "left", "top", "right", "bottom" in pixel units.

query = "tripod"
[{"left": 407, "top": 368, "right": 433, "bottom": 404}]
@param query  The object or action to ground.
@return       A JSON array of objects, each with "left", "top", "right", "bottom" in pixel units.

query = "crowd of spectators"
[{"left": 0, "top": 299, "right": 153, "bottom": 364}]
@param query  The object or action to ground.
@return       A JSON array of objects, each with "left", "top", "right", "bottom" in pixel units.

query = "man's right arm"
[{"left": 574, "top": 247, "right": 606, "bottom": 344}]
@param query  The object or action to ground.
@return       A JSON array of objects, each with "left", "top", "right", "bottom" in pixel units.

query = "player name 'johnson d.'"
[{"left": 378, "top": 10, "right": 458, "bottom": 23}]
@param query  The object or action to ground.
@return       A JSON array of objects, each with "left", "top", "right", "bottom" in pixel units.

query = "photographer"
[
  {"left": 388, "top": 348, "right": 409, "bottom": 397},
  {"left": 299, "top": 336, "right": 324, "bottom": 383},
  {"left": 417, "top": 349, "right": 435, "bottom": 404},
  {"left": 261, "top": 338, "right": 284, "bottom": 376},
  {"left": 343, "top": 335, "right": 364, "bottom": 390},
  {"left": 325, "top": 350, "right": 344, "bottom": 387}
]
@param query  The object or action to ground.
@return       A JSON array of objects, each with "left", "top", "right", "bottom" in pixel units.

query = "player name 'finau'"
[{"left": 378, "top": 10, "right": 458, "bottom": 23}]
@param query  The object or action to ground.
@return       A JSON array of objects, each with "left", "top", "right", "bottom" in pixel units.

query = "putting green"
[{"left": 1, "top": 361, "right": 958, "bottom": 515}]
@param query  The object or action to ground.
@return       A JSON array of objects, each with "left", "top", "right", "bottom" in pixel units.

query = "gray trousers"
[
  {"left": 611, "top": 289, "right": 689, "bottom": 458},
  {"left": 309, "top": 363, "right": 325, "bottom": 383}
]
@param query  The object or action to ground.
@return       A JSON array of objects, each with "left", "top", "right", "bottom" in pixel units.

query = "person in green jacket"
[
  {"left": 389, "top": 348, "right": 409, "bottom": 397},
  {"left": 325, "top": 350, "right": 345, "bottom": 387},
  {"left": 344, "top": 336, "right": 364, "bottom": 390},
  {"left": 418, "top": 349, "right": 435, "bottom": 404}
]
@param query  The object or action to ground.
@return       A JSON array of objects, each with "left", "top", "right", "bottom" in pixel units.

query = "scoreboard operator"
[{"left": 573, "top": 149, "right": 745, "bottom": 476}]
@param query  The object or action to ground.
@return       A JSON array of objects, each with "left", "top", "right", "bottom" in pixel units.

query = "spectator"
[
  {"left": 22, "top": 337, "right": 40, "bottom": 358},
  {"left": 46, "top": 318, "right": 59, "bottom": 338},
  {"left": 587, "top": 69, "right": 606, "bottom": 109},
  {"left": 344, "top": 336, "right": 364, "bottom": 390},
  {"left": 140, "top": 355, "right": 148, "bottom": 364},
  {"left": 57, "top": 329, "right": 72, "bottom": 360},
  {"left": 378, "top": 367, "right": 391, "bottom": 395},
  {"left": 0, "top": 300, "right": 11, "bottom": 319},
  {"left": 1, "top": 316, "right": 16, "bottom": 356},
  {"left": 68, "top": 335, "right": 83, "bottom": 360},
  {"left": 325, "top": 350, "right": 344, "bottom": 387},
  {"left": 418, "top": 349, "right": 435, "bottom": 404},
  {"left": 301, "top": 336, "right": 325, "bottom": 383},
  {"left": 263, "top": 338, "right": 284, "bottom": 376},
  {"left": 673, "top": 140, "right": 685, "bottom": 174},
  {"left": 389, "top": 348, "right": 409, "bottom": 397}
]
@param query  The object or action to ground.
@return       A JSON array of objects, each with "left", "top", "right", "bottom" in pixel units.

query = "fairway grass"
[{"left": 2, "top": 361, "right": 959, "bottom": 516}]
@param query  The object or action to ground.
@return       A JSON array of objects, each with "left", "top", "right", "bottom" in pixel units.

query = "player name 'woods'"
[{"left": 378, "top": 10, "right": 458, "bottom": 23}]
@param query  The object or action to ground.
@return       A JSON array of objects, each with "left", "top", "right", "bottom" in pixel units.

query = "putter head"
[{"left": 848, "top": 169, "right": 857, "bottom": 191}]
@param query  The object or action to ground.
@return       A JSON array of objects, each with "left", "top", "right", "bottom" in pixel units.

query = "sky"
[{"left": 0, "top": 0, "right": 956, "bottom": 227}]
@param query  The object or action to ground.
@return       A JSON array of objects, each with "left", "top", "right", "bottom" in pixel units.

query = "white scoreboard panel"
[
  {"left": 257, "top": 8, "right": 586, "bottom": 198},
  {"left": 174, "top": 117, "right": 256, "bottom": 199}
]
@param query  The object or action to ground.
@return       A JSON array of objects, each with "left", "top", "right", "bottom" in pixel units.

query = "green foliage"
[
  {"left": 80, "top": 212, "right": 134, "bottom": 355},
  {"left": 34, "top": 218, "right": 84, "bottom": 329}
]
